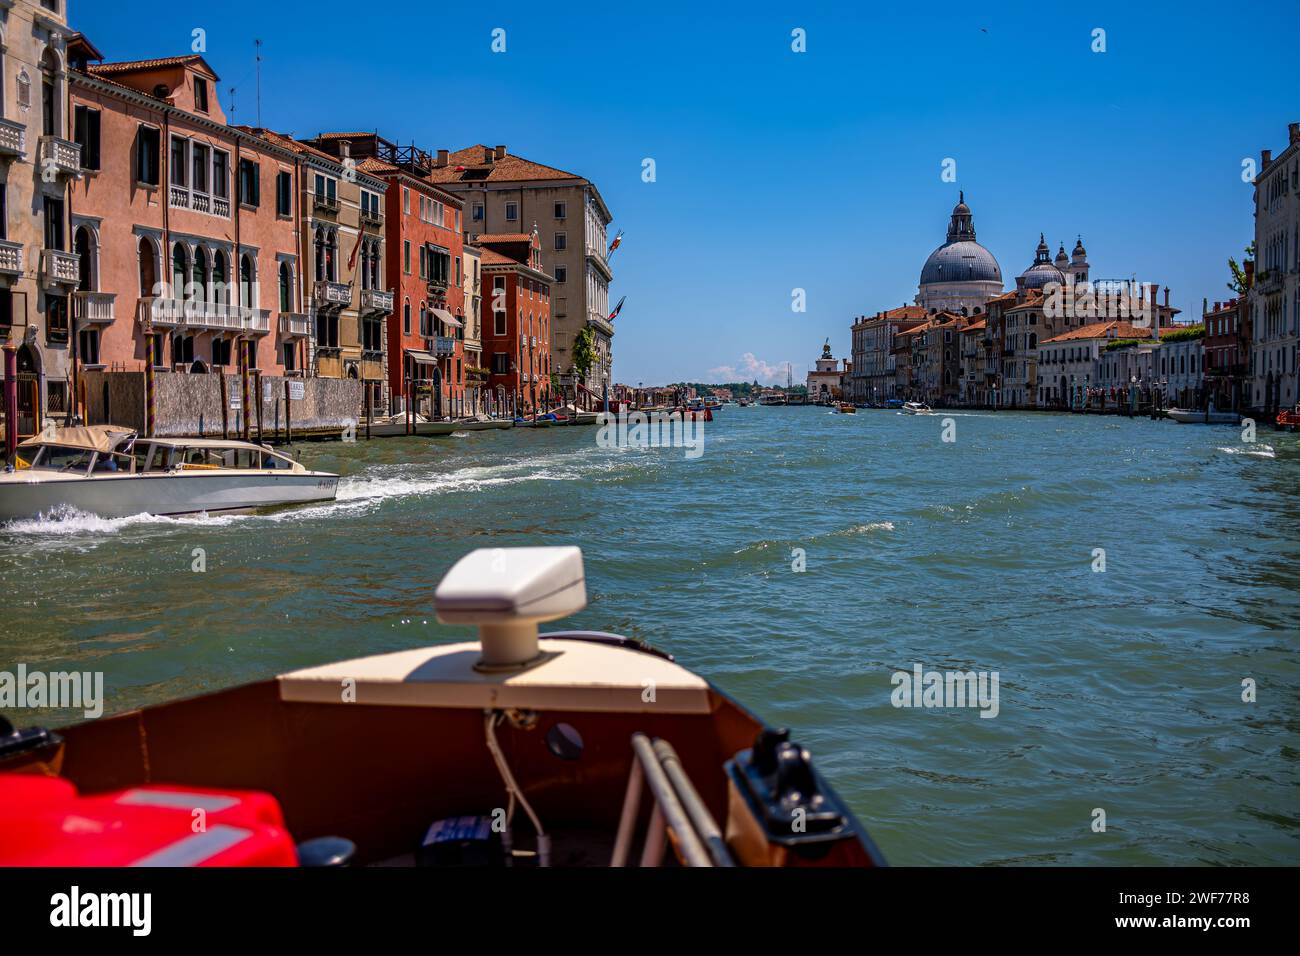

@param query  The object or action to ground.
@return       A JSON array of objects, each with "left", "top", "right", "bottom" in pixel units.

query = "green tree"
[
  {"left": 1228, "top": 241, "right": 1256, "bottom": 295},
  {"left": 573, "top": 327, "right": 596, "bottom": 380}
]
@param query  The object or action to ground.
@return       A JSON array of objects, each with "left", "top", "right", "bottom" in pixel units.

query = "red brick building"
[
  {"left": 1203, "top": 293, "right": 1252, "bottom": 412},
  {"left": 475, "top": 230, "right": 552, "bottom": 415},
  {"left": 307, "top": 134, "right": 466, "bottom": 417}
]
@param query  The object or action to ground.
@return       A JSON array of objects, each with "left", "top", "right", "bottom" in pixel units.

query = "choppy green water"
[{"left": 2, "top": 407, "right": 1298, "bottom": 865}]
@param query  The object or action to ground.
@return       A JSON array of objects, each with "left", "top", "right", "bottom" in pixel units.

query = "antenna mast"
[{"left": 255, "top": 39, "right": 263, "bottom": 126}]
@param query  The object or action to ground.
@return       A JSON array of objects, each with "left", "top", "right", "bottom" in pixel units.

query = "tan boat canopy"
[{"left": 18, "top": 425, "right": 136, "bottom": 452}]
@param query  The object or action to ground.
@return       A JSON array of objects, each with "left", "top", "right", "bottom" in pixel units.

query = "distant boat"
[
  {"left": 1167, "top": 407, "right": 1238, "bottom": 425},
  {"left": 884, "top": 399, "right": 904, "bottom": 409},
  {"left": 834, "top": 402, "right": 856, "bottom": 414},
  {"left": 901, "top": 402, "right": 932, "bottom": 415},
  {"left": 1278, "top": 404, "right": 1300, "bottom": 431}
]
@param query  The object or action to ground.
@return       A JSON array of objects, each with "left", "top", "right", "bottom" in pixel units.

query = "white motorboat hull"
[
  {"left": 1167, "top": 408, "right": 1239, "bottom": 425},
  {"left": 0, "top": 471, "right": 338, "bottom": 522}
]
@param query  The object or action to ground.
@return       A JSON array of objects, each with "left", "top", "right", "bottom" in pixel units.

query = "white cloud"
[{"left": 708, "top": 352, "right": 793, "bottom": 385}]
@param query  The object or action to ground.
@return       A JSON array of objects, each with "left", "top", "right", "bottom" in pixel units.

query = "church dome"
[
  {"left": 1018, "top": 233, "right": 1065, "bottom": 289},
  {"left": 920, "top": 241, "right": 1003, "bottom": 284},
  {"left": 918, "top": 192, "right": 1002, "bottom": 286}
]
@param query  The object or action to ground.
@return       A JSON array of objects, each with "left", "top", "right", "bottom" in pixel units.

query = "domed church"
[
  {"left": 1016, "top": 234, "right": 1090, "bottom": 290},
  {"left": 916, "top": 192, "right": 1004, "bottom": 314}
]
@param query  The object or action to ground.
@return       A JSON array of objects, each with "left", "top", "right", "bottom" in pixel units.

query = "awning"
[
  {"left": 406, "top": 350, "right": 438, "bottom": 366},
  {"left": 19, "top": 424, "right": 136, "bottom": 452},
  {"left": 432, "top": 308, "right": 462, "bottom": 329}
]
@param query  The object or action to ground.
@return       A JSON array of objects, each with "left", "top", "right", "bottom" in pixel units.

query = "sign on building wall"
[{"left": 288, "top": 381, "right": 305, "bottom": 401}]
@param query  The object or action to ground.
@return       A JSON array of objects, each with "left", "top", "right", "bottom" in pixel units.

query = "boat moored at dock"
[
  {"left": 1167, "top": 406, "right": 1240, "bottom": 425},
  {"left": 0, "top": 426, "right": 338, "bottom": 522}
]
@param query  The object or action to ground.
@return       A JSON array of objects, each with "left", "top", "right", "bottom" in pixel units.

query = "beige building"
[
  {"left": 462, "top": 243, "right": 483, "bottom": 413},
  {"left": 1248, "top": 122, "right": 1300, "bottom": 416},
  {"left": 1, "top": 0, "right": 79, "bottom": 437},
  {"left": 426, "top": 145, "right": 615, "bottom": 401}
]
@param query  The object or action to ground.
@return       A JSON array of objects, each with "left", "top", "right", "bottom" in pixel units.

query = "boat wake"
[{"left": 1217, "top": 444, "right": 1276, "bottom": 458}]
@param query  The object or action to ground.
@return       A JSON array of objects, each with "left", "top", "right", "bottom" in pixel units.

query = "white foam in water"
[{"left": 1217, "top": 444, "right": 1276, "bottom": 458}]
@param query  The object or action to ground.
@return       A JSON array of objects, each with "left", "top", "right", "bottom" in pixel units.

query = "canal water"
[{"left": 2, "top": 408, "right": 1297, "bottom": 865}]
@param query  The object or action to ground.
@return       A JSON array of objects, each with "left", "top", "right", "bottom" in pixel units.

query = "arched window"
[
  {"left": 74, "top": 227, "right": 94, "bottom": 292},
  {"left": 16, "top": 70, "right": 31, "bottom": 111},
  {"left": 314, "top": 228, "right": 326, "bottom": 282},
  {"left": 369, "top": 241, "right": 380, "bottom": 290},
  {"left": 138, "top": 237, "right": 157, "bottom": 297},
  {"left": 1028, "top": 333, "right": 1037, "bottom": 349},
  {"left": 212, "top": 250, "right": 227, "bottom": 302},
  {"left": 326, "top": 230, "right": 337, "bottom": 281},
  {"left": 171, "top": 244, "right": 189, "bottom": 299},
  {"left": 193, "top": 247, "right": 209, "bottom": 300},
  {"left": 240, "top": 254, "right": 254, "bottom": 308},
  {"left": 419, "top": 304, "right": 428, "bottom": 337},
  {"left": 279, "top": 261, "right": 292, "bottom": 312},
  {"left": 403, "top": 300, "right": 411, "bottom": 336},
  {"left": 40, "top": 49, "right": 59, "bottom": 138}
]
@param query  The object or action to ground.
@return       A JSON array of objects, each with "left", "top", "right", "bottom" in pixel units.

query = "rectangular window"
[
  {"left": 73, "top": 106, "right": 101, "bottom": 171},
  {"left": 494, "top": 311, "right": 506, "bottom": 336},
  {"left": 404, "top": 241, "right": 411, "bottom": 274},
  {"left": 554, "top": 232, "right": 566, "bottom": 251},
  {"left": 554, "top": 202, "right": 566, "bottom": 219},
  {"left": 276, "top": 171, "right": 292, "bottom": 216},
  {"left": 78, "top": 327, "right": 101, "bottom": 365},
  {"left": 170, "top": 137, "right": 188, "bottom": 187},
  {"left": 0, "top": 184, "right": 6, "bottom": 241},
  {"left": 0, "top": 290, "right": 13, "bottom": 328},
  {"left": 46, "top": 294, "right": 69, "bottom": 342},
  {"left": 192, "top": 142, "right": 209, "bottom": 193},
  {"left": 555, "top": 266, "right": 567, "bottom": 283},
  {"left": 505, "top": 202, "right": 518, "bottom": 221},
  {"left": 473, "top": 203, "right": 484, "bottom": 221},
  {"left": 43, "top": 196, "right": 64, "bottom": 250},
  {"left": 403, "top": 188, "right": 410, "bottom": 215},
  {"left": 492, "top": 352, "right": 509, "bottom": 374},
  {"left": 194, "top": 77, "right": 209, "bottom": 113},
  {"left": 419, "top": 246, "right": 427, "bottom": 279},
  {"left": 362, "top": 317, "right": 383, "bottom": 352},
  {"left": 238, "top": 158, "right": 260, "bottom": 206},
  {"left": 212, "top": 150, "right": 229, "bottom": 199}
]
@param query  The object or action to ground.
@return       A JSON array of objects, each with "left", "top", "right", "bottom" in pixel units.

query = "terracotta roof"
[
  {"left": 89, "top": 55, "right": 218, "bottom": 80},
  {"left": 425, "top": 145, "right": 584, "bottom": 185},
  {"left": 961, "top": 319, "right": 987, "bottom": 332},
  {"left": 357, "top": 157, "right": 398, "bottom": 175},
  {"left": 1041, "top": 321, "right": 1156, "bottom": 344},
  {"left": 478, "top": 249, "right": 519, "bottom": 267},
  {"left": 235, "top": 127, "right": 339, "bottom": 163},
  {"left": 316, "top": 131, "right": 375, "bottom": 140},
  {"left": 474, "top": 233, "right": 532, "bottom": 244}
]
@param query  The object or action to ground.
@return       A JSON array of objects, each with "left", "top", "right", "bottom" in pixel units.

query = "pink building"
[{"left": 66, "top": 38, "right": 301, "bottom": 386}]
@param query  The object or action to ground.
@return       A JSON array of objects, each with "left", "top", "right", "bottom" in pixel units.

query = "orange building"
[
  {"left": 67, "top": 39, "right": 300, "bottom": 382},
  {"left": 475, "top": 230, "right": 552, "bottom": 415}
]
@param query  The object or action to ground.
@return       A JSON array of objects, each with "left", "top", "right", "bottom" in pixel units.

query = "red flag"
[
  {"left": 607, "top": 230, "right": 623, "bottom": 255},
  {"left": 348, "top": 231, "right": 365, "bottom": 272}
]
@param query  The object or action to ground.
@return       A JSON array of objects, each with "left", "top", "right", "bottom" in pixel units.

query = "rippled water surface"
[{"left": 2, "top": 407, "right": 1298, "bottom": 865}]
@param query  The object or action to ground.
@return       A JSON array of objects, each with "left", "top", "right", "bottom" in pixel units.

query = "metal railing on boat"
[{"left": 611, "top": 733, "right": 734, "bottom": 867}]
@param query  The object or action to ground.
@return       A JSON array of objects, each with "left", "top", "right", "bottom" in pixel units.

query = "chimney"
[
  {"left": 436, "top": 149, "right": 448, "bottom": 167},
  {"left": 1261, "top": 148, "right": 1272, "bottom": 170},
  {"left": 483, "top": 146, "right": 495, "bottom": 164},
  {"left": 494, "top": 145, "right": 507, "bottom": 161},
  {"left": 1290, "top": 122, "right": 1300, "bottom": 145},
  {"left": 1163, "top": 286, "right": 1169, "bottom": 308},
  {"left": 1244, "top": 259, "right": 1254, "bottom": 288},
  {"left": 337, "top": 139, "right": 351, "bottom": 159}
]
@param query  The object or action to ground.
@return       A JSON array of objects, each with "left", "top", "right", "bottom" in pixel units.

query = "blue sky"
[{"left": 72, "top": 0, "right": 1298, "bottom": 385}]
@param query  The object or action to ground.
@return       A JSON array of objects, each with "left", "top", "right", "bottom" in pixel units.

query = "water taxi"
[
  {"left": 901, "top": 402, "right": 932, "bottom": 415},
  {"left": 1277, "top": 404, "right": 1300, "bottom": 431},
  {"left": 0, "top": 546, "right": 884, "bottom": 868},
  {"left": 834, "top": 402, "right": 856, "bottom": 414},
  {"left": 1167, "top": 406, "right": 1239, "bottom": 425},
  {"left": 0, "top": 425, "right": 338, "bottom": 521}
]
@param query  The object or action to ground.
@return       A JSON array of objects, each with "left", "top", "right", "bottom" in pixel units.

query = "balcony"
[
  {"left": 243, "top": 308, "right": 272, "bottom": 334},
  {"left": 73, "top": 291, "right": 116, "bottom": 325},
  {"left": 40, "top": 249, "right": 80, "bottom": 287},
  {"left": 433, "top": 336, "right": 456, "bottom": 357},
  {"left": 0, "top": 239, "right": 22, "bottom": 277},
  {"left": 39, "top": 135, "right": 82, "bottom": 178},
  {"left": 361, "top": 209, "right": 384, "bottom": 228},
  {"left": 137, "top": 297, "right": 184, "bottom": 329},
  {"left": 0, "top": 118, "right": 26, "bottom": 159},
  {"left": 426, "top": 277, "right": 449, "bottom": 296},
  {"left": 313, "top": 193, "right": 339, "bottom": 213},
  {"left": 360, "top": 288, "right": 394, "bottom": 314},
  {"left": 279, "top": 313, "right": 311, "bottom": 338},
  {"left": 314, "top": 280, "right": 351, "bottom": 310},
  {"left": 1256, "top": 270, "right": 1283, "bottom": 295},
  {"left": 183, "top": 300, "right": 244, "bottom": 332}
]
